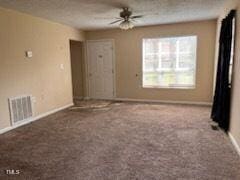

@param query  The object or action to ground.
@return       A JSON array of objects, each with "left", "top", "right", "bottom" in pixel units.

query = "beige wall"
[
  {"left": 0, "top": 7, "right": 85, "bottom": 130},
  {"left": 70, "top": 40, "right": 84, "bottom": 99},
  {"left": 229, "top": 2, "right": 240, "bottom": 150},
  {"left": 86, "top": 20, "right": 217, "bottom": 103}
]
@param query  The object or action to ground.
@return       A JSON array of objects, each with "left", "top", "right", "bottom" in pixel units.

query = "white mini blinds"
[{"left": 142, "top": 36, "right": 197, "bottom": 89}]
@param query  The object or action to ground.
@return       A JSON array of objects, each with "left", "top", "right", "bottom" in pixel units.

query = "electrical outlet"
[{"left": 40, "top": 94, "right": 45, "bottom": 100}]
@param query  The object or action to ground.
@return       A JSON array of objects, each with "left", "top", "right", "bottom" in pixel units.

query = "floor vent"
[{"left": 8, "top": 95, "right": 33, "bottom": 125}]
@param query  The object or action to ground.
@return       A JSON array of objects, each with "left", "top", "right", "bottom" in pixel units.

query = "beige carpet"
[{"left": 0, "top": 101, "right": 240, "bottom": 179}]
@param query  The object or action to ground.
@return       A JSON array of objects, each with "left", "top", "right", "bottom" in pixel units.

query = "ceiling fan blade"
[
  {"left": 131, "top": 19, "right": 141, "bottom": 23},
  {"left": 135, "top": 12, "right": 160, "bottom": 17},
  {"left": 109, "top": 19, "right": 123, "bottom": 25},
  {"left": 130, "top": 15, "right": 144, "bottom": 19},
  {"left": 94, "top": 17, "right": 122, "bottom": 20}
]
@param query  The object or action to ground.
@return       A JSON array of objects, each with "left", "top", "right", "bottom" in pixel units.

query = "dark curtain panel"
[{"left": 211, "top": 10, "right": 236, "bottom": 131}]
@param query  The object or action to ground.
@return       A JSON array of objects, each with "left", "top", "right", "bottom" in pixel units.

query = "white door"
[{"left": 87, "top": 40, "right": 115, "bottom": 99}]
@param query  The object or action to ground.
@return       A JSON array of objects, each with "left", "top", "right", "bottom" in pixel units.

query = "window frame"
[{"left": 142, "top": 35, "right": 198, "bottom": 89}]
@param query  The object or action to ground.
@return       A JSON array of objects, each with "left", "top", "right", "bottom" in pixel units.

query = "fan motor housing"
[{"left": 120, "top": 8, "right": 132, "bottom": 19}]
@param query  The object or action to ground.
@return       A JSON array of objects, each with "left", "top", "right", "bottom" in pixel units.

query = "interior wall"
[
  {"left": 0, "top": 7, "right": 85, "bottom": 130},
  {"left": 70, "top": 40, "right": 84, "bottom": 99},
  {"left": 86, "top": 20, "right": 217, "bottom": 103}
]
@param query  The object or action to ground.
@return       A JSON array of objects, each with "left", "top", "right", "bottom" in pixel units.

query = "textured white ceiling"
[{"left": 0, "top": 0, "right": 228, "bottom": 30}]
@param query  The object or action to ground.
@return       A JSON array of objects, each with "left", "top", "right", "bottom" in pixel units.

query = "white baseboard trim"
[
  {"left": 0, "top": 103, "right": 73, "bottom": 135},
  {"left": 114, "top": 98, "right": 212, "bottom": 106},
  {"left": 228, "top": 132, "right": 240, "bottom": 156},
  {"left": 0, "top": 126, "right": 13, "bottom": 135}
]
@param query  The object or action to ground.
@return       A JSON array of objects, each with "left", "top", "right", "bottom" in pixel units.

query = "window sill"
[{"left": 142, "top": 86, "right": 196, "bottom": 90}]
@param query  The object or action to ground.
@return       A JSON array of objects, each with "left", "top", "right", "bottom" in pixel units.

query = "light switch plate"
[
  {"left": 60, "top": 64, "right": 64, "bottom": 70},
  {"left": 25, "top": 51, "right": 33, "bottom": 58}
]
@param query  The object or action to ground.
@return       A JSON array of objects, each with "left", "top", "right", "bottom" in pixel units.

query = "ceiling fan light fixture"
[{"left": 119, "top": 20, "right": 134, "bottom": 30}]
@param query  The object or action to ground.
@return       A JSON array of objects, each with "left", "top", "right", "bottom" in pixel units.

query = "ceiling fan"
[{"left": 109, "top": 7, "right": 144, "bottom": 30}]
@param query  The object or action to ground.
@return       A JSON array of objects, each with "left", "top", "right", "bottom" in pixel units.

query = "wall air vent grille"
[{"left": 8, "top": 95, "right": 33, "bottom": 125}]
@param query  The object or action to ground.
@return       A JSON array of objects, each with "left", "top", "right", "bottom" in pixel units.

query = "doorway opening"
[{"left": 70, "top": 40, "right": 84, "bottom": 102}]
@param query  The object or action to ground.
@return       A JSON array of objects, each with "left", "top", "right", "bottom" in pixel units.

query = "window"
[{"left": 142, "top": 36, "right": 197, "bottom": 89}]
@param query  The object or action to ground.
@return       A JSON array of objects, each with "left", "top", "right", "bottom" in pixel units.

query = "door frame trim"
[{"left": 86, "top": 39, "right": 116, "bottom": 99}]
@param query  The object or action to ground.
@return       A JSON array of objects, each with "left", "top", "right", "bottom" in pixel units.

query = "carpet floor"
[{"left": 0, "top": 101, "right": 240, "bottom": 180}]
